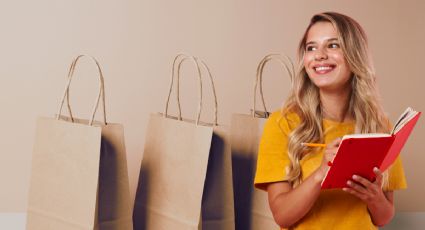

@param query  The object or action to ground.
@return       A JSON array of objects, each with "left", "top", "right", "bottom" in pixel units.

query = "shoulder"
[{"left": 265, "top": 110, "right": 301, "bottom": 135}]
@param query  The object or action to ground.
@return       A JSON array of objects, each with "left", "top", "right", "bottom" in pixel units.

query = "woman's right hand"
[{"left": 315, "top": 138, "right": 342, "bottom": 182}]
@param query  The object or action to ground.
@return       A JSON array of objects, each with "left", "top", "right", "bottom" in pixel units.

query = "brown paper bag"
[
  {"left": 133, "top": 54, "right": 235, "bottom": 230},
  {"left": 27, "top": 55, "right": 133, "bottom": 230},
  {"left": 231, "top": 54, "right": 294, "bottom": 229}
]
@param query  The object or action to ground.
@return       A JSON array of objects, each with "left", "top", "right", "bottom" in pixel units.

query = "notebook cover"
[
  {"left": 321, "top": 112, "right": 421, "bottom": 189},
  {"left": 321, "top": 136, "right": 393, "bottom": 189}
]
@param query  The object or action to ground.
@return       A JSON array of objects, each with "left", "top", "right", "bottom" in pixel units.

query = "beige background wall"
[{"left": 0, "top": 0, "right": 424, "bottom": 213}]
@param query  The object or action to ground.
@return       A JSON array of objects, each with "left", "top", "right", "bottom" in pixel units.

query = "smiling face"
[{"left": 303, "top": 21, "right": 352, "bottom": 92}]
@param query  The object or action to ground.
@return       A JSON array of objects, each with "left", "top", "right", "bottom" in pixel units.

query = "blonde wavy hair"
[{"left": 283, "top": 12, "right": 391, "bottom": 187}]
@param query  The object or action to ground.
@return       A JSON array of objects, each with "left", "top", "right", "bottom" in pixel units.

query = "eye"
[
  {"left": 329, "top": 43, "right": 340, "bottom": 49},
  {"left": 306, "top": 45, "right": 316, "bottom": 51}
]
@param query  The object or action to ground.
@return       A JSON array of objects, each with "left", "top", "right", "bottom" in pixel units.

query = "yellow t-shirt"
[{"left": 254, "top": 111, "right": 407, "bottom": 230}]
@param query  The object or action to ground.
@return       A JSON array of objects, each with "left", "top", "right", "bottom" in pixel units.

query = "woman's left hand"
[{"left": 343, "top": 167, "right": 387, "bottom": 205}]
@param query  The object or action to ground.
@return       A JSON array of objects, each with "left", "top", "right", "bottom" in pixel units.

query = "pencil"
[{"left": 301, "top": 142, "right": 326, "bottom": 148}]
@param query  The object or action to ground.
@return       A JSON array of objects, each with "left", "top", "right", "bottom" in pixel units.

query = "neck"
[{"left": 320, "top": 87, "right": 352, "bottom": 122}]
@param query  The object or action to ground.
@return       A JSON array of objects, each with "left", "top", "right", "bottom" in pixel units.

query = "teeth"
[{"left": 315, "top": 66, "right": 333, "bottom": 71}]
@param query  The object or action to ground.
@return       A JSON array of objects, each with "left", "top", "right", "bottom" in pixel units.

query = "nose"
[{"left": 314, "top": 48, "right": 328, "bottom": 60}]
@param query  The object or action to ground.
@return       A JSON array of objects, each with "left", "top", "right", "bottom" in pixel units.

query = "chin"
[
  {"left": 310, "top": 79, "right": 337, "bottom": 89},
  {"left": 311, "top": 79, "right": 333, "bottom": 88}
]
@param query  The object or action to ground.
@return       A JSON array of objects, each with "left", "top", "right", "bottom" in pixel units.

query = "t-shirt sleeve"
[
  {"left": 254, "top": 112, "right": 292, "bottom": 191},
  {"left": 384, "top": 155, "right": 407, "bottom": 191}
]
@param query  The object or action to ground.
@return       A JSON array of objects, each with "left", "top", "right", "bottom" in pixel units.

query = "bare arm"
[
  {"left": 266, "top": 138, "right": 341, "bottom": 228},
  {"left": 267, "top": 169, "right": 323, "bottom": 227},
  {"left": 344, "top": 168, "right": 395, "bottom": 226},
  {"left": 368, "top": 191, "right": 394, "bottom": 226}
]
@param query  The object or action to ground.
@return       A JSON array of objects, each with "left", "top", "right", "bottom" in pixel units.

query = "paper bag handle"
[
  {"left": 164, "top": 54, "right": 218, "bottom": 126},
  {"left": 253, "top": 53, "right": 294, "bottom": 118},
  {"left": 192, "top": 58, "right": 218, "bottom": 126},
  {"left": 164, "top": 54, "right": 202, "bottom": 125},
  {"left": 56, "top": 55, "right": 107, "bottom": 126}
]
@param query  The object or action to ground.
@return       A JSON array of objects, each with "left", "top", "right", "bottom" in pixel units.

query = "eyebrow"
[{"left": 306, "top": 38, "right": 339, "bottom": 46}]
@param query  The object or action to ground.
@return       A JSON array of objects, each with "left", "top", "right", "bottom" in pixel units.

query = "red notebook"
[{"left": 321, "top": 107, "right": 421, "bottom": 189}]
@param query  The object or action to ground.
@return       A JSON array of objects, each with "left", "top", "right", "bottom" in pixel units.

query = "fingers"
[
  {"left": 321, "top": 137, "right": 343, "bottom": 169},
  {"left": 344, "top": 172, "right": 384, "bottom": 202},
  {"left": 351, "top": 168, "right": 383, "bottom": 188},
  {"left": 325, "top": 137, "right": 342, "bottom": 153},
  {"left": 343, "top": 187, "right": 367, "bottom": 200},
  {"left": 323, "top": 150, "right": 336, "bottom": 163},
  {"left": 346, "top": 179, "right": 368, "bottom": 194},
  {"left": 324, "top": 138, "right": 341, "bottom": 162},
  {"left": 343, "top": 167, "right": 386, "bottom": 204},
  {"left": 373, "top": 167, "right": 383, "bottom": 186},
  {"left": 329, "top": 137, "right": 342, "bottom": 148},
  {"left": 351, "top": 175, "right": 373, "bottom": 188},
  {"left": 344, "top": 176, "right": 371, "bottom": 202}
]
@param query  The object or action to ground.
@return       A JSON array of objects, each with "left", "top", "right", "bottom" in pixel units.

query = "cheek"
[
  {"left": 330, "top": 52, "right": 348, "bottom": 67},
  {"left": 339, "top": 59, "right": 352, "bottom": 78},
  {"left": 331, "top": 53, "right": 351, "bottom": 76},
  {"left": 303, "top": 53, "right": 313, "bottom": 65},
  {"left": 338, "top": 63, "right": 353, "bottom": 83},
  {"left": 303, "top": 54, "right": 313, "bottom": 72}
]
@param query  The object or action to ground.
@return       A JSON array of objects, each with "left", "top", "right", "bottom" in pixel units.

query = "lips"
[{"left": 313, "top": 64, "right": 336, "bottom": 74}]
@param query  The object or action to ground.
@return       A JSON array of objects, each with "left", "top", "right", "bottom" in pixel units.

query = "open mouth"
[{"left": 314, "top": 65, "right": 336, "bottom": 74}]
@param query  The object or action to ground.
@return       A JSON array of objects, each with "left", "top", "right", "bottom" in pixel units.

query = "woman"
[{"left": 254, "top": 12, "right": 406, "bottom": 229}]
